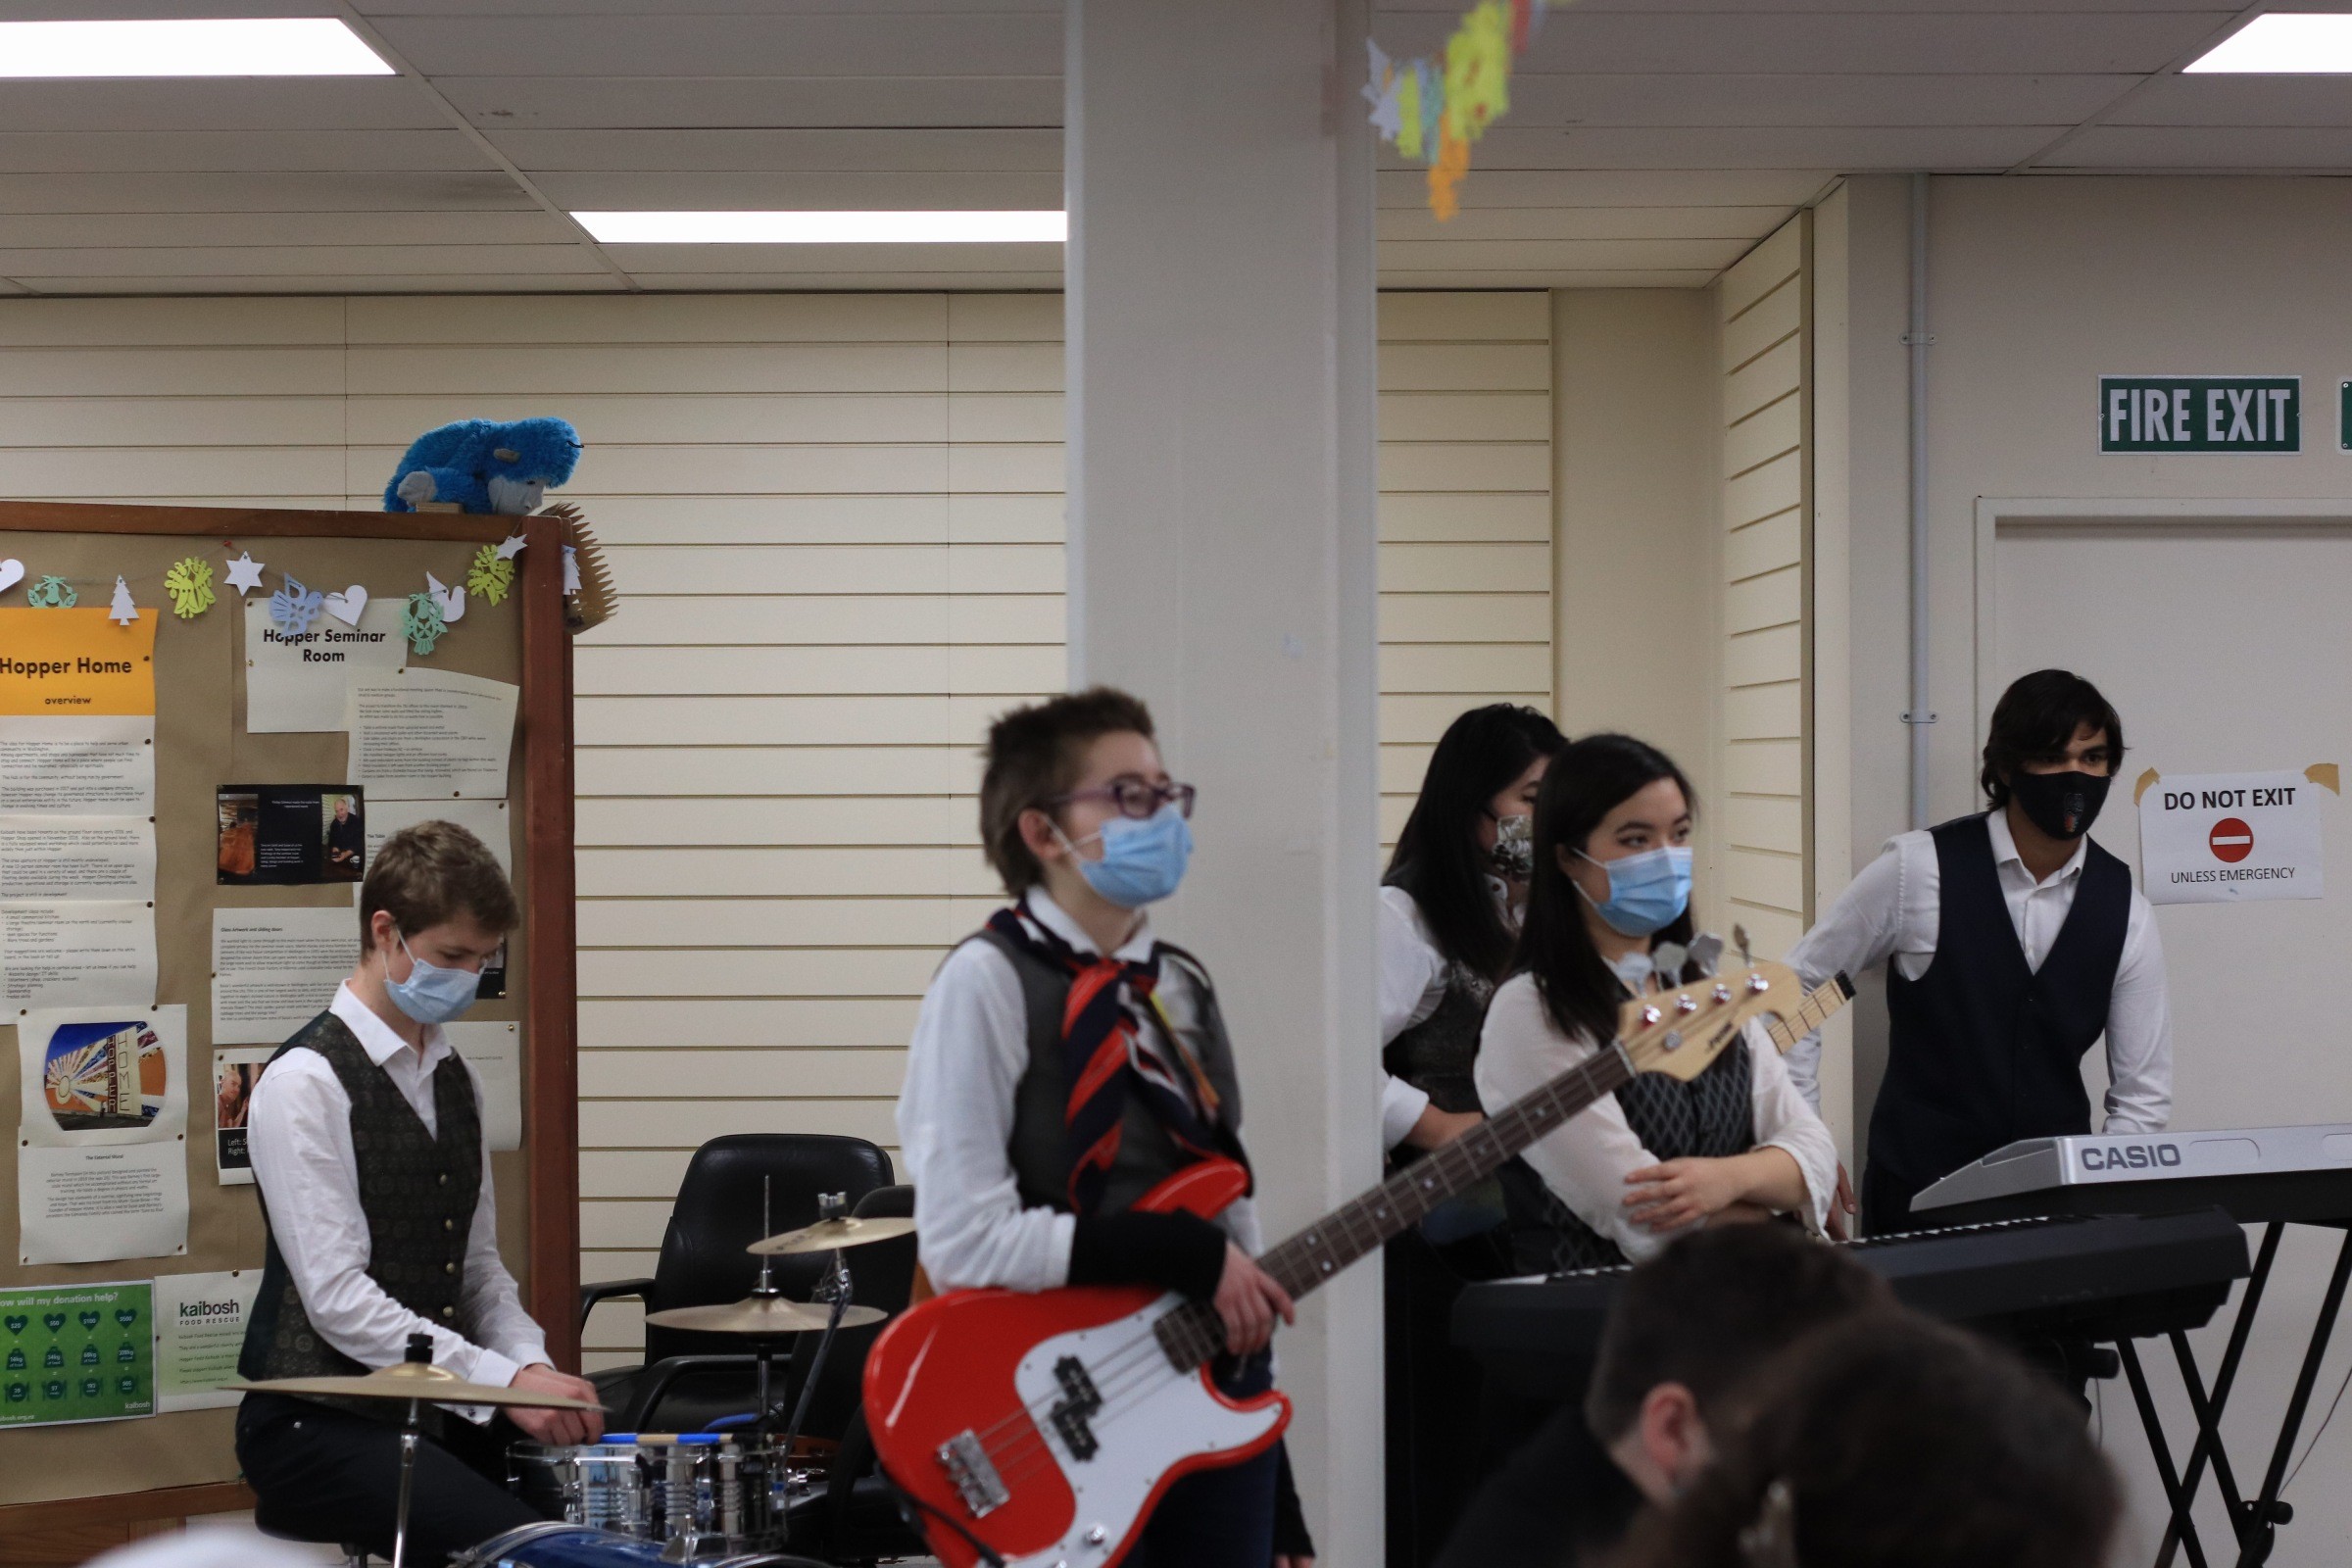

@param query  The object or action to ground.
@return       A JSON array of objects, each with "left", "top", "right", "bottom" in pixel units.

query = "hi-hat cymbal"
[
  {"left": 645, "top": 1293, "right": 887, "bottom": 1335},
  {"left": 748, "top": 1214, "right": 917, "bottom": 1256},
  {"left": 237, "top": 1361, "right": 602, "bottom": 1409}
]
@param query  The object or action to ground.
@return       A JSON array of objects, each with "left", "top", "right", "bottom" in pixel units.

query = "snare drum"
[{"left": 457, "top": 1520, "right": 825, "bottom": 1567}]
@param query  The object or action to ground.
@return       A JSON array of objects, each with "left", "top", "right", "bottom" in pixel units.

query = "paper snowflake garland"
[
  {"left": 270, "top": 574, "right": 324, "bottom": 636},
  {"left": 164, "top": 558, "right": 215, "bottom": 619},
  {"left": 466, "top": 545, "right": 515, "bottom": 608},
  {"left": 223, "top": 552, "right": 265, "bottom": 596},
  {"left": 108, "top": 577, "right": 137, "bottom": 626},
  {"left": 26, "top": 576, "right": 74, "bottom": 609},
  {"left": 402, "top": 592, "right": 447, "bottom": 657}
]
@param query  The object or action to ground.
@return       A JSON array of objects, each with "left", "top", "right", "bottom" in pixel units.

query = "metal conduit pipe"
[{"left": 1905, "top": 172, "right": 1934, "bottom": 829}]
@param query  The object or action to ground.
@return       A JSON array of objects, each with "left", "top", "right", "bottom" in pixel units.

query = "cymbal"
[
  {"left": 238, "top": 1361, "right": 602, "bottom": 1409},
  {"left": 749, "top": 1214, "right": 917, "bottom": 1256},
  {"left": 645, "top": 1294, "right": 887, "bottom": 1335}
]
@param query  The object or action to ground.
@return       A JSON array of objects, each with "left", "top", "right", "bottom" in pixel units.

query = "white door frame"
[{"left": 1972, "top": 497, "right": 2352, "bottom": 789}]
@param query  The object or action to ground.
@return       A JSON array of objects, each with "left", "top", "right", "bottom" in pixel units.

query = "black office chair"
[{"left": 579, "top": 1133, "right": 893, "bottom": 1434}]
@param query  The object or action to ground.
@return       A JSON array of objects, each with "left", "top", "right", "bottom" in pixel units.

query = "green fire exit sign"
[{"left": 2099, "top": 376, "right": 2298, "bottom": 454}]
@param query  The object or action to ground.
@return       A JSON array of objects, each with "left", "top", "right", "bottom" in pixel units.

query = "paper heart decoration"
[
  {"left": 113, "top": 1308, "right": 137, "bottom": 1329},
  {"left": 75, "top": 1310, "right": 99, "bottom": 1332},
  {"left": 2, "top": 1316, "right": 24, "bottom": 1336},
  {"left": 40, "top": 1313, "right": 64, "bottom": 1334},
  {"left": 321, "top": 585, "right": 368, "bottom": 626},
  {"left": 0, "top": 561, "right": 24, "bottom": 596}
]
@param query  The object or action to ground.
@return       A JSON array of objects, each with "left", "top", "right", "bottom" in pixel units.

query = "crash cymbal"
[
  {"left": 238, "top": 1361, "right": 602, "bottom": 1409},
  {"left": 748, "top": 1214, "right": 917, "bottom": 1256},
  {"left": 644, "top": 1293, "right": 887, "bottom": 1335}
]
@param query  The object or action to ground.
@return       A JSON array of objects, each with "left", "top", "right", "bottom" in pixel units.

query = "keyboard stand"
[{"left": 2142, "top": 1221, "right": 2352, "bottom": 1568}]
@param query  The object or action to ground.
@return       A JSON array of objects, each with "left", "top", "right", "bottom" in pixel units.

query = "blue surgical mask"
[
  {"left": 1060, "top": 805, "right": 1194, "bottom": 908},
  {"left": 384, "top": 933, "right": 483, "bottom": 1025},
  {"left": 1576, "top": 845, "right": 1693, "bottom": 938}
]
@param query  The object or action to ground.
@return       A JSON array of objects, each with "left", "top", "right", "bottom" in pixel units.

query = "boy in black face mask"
[{"left": 1785, "top": 668, "right": 2173, "bottom": 1236}]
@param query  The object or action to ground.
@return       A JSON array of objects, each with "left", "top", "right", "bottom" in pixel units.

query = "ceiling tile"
[
  {"left": 0, "top": 130, "right": 497, "bottom": 174},
  {"left": 438, "top": 75, "right": 1060, "bottom": 131},
  {"left": 0, "top": 80, "right": 445, "bottom": 134},
  {"left": 485, "top": 127, "right": 1059, "bottom": 172},
  {"left": 531, "top": 170, "right": 1063, "bottom": 209},
  {"left": 2113, "top": 74, "right": 2352, "bottom": 129},
  {"left": 1505, "top": 72, "right": 2129, "bottom": 129},
  {"left": 0, "top": 172, "right": 532, "bottom": 214},
  {"left": 369, "top": 13, "right": 1058, "bottom": 77},
  {"left": 1419, "top": 125, "right": 2057, "bottom": 172},
  {"left": 2052, "top": 126, "right": 2352, "bottom": 169}
]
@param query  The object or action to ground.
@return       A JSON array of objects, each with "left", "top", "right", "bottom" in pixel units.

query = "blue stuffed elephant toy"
[{"left": 384, "top": 416, "right": 581, "bottom": 514}]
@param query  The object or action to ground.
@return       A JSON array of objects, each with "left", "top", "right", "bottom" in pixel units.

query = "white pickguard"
[{"left": 1004, "top": 1295, "right": 1284, "bottom": 1568}]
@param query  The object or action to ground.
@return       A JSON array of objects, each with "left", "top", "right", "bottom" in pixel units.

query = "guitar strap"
[{"left": 986, "top": 901, "right": 1249, "bottom": 1215}]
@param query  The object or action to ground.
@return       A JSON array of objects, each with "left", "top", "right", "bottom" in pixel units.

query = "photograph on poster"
[
  {"left": 212, "top": 1048, "right": 274, "bottom": 1185},
  {"left": 40, "top": 1019, "right": 164, "bottom": 1136},
  {"left": 216, "top": 785, "right": 366, "bottom": 886}
]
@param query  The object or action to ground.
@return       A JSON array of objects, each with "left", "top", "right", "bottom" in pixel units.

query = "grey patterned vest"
[
  {"left": 1384, "top": 962, "right": 1495, "bottom": 1115},
  {"left": 238, "top": 1011, "right": 482, "bottom": 1405},
  {"left": 973, "top": 928, "right": 1248, "bottom": 1217},
  {"left": 1497, "top": 1021, "right": 1754, "bottom": 1274}
]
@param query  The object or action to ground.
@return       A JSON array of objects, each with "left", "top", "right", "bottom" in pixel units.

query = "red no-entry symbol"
[{"left": 2210, "top": 817, "right": 2255, "bottom": 863}]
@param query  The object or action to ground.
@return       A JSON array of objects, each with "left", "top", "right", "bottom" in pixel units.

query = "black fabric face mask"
[{"left": 2008, "top": 768, "right": 2111, "bottom": 840}]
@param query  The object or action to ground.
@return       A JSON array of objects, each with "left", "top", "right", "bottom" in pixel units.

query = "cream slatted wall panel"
[
  {"left": 1378, "top": 292, "right": 1553, "bottom": 851},
  {"left": 1715, "top": 219, "right": 1811, "bottom": 958},
  {"left": 0, "top": 288, "right": 1547, "bottom": 1370}
]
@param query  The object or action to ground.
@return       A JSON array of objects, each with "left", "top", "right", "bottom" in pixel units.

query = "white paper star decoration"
[
  {"left": 494, "top": 535, "right": 527, "bottom": 562},
  {"left": 224, "top": 552, "right": 265, "bottom": 595}
]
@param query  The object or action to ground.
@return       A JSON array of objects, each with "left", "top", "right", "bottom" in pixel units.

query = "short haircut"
[
  {"left": 1981, "top": 669, "right": 2125, "bottom": 808},
  {"left": 978, "top": 687, "right": 1157, "bottom": 895},
  {"left": 360, "top": 820, "right": 519, "bottom": 956},
  {"left": 1583, "top": 1224, "right": 1894, "bottom": 1443}
]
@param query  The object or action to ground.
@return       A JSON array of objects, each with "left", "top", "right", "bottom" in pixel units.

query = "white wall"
[
  {"left": 1819, "top": 173, "right": 2352, "bottom": 1565},
  {"left": 0, "top": 289, "right": 1551, "bottom": 1381}
]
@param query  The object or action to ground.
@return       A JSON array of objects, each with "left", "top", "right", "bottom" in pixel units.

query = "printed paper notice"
[
  {"left": 0, "top": 609, "right": 156, "bottom": 718},
  {"left": 0, "top": 714, "right": 152, "bottom": 815},
  {"left": 0, "top": 901, "right": 154, "bottom": 1008},
  {"left": 0, "top": 1280, "right": 156, "bottom": 1427},
  {"left": 153, "top": 1270, "right": 258, "bottom": 1412},
  {"left": 212, "top": 906, "right": 352, "bottom": 1045},
  {"left": 348, "top": 670, "right": 518, "bottom": 801},
  {"left": 0, "top": 816, "right": 153, "bottom": 901},
  {"left": 17, "top": 1004, "right": 189, "bottom": 1264},
  {"left": 2140, "top": 767, "right": 2329, "bottom": 906},
  {"left": 446, "top": 1020, "right": 521, "bottom": 1152},
  {"left": 366, "top": 797, "right": 511, "bottom": 878},
  {"left": 213, "top": 1047, "right": 275, "bottom": 1185},
  {"left": 245, "top": 597, "right": 406, "bottom": 734}
]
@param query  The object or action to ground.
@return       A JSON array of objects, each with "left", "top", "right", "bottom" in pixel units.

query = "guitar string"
[{"left": 950, "top": 978, "right": 1845, "bottom": 1493}]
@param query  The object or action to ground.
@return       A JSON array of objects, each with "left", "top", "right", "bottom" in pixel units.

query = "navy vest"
[{"left": 1866, "top": 813, "right": 2131, "bottom": 1230}]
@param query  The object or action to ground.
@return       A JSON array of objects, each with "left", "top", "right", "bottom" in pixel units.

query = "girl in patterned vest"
[{"left": 1474, "top": 734, "right": 1837, "bottom": 1277}]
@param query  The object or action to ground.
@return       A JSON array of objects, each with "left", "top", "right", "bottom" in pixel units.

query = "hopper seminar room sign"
[
  {"left": 2099, "top": 376, "right": 2299, "bottom": 454},
  {"left": 2136, "top": 767, "right": 2332, "bottom": 906}
]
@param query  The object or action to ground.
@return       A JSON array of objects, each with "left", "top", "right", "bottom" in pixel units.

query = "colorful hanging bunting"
[
  {"left": 270, "top": 574, "right": 324, "bottom": 636},
  {"left": 402, "top": 592, "right": 447, "bottom": 656},
  {"left": 164, "top": 558, "right": 216, "bottom": 619},
  {"left": 1366, "top": 0, "right": 1547, "bottom": 220},
  {"left": 26, "top": 576, "right": 74, "bottom": 609}
]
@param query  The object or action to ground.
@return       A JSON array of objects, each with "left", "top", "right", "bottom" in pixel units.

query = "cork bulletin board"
[{"left": 0, "top": 502, "right": 578, "bottom": 1520}]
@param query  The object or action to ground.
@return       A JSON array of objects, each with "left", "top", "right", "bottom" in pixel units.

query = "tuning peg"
[
  {"left": 1652, "top": 942, "right": 1688, "bottom": 981},
  {"left": 1732, "top": 924, "right": 1753, "bottom": 967},
  {"left": 1688, "top": 933, "right": 1725, "bottom": 978}
]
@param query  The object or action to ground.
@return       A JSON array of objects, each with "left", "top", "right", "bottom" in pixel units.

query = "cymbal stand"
[
  {"left": 774, "top": 1192, "right": 858, "bottom": 1547},
  {"left": 390, "top": 1332, "right": 433, "bottom": 1568},
  {"left": 749, "top": 1176, "right": 787, "bottom": 1440}
]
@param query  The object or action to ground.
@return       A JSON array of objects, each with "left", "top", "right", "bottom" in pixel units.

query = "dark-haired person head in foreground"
[
  {"left": 1435, "top": 1225, "right": 1892, "bottom": 1568},
  {"left": 1783, "top": 666, "right": 2170, "bottom": 1239},
  {"left": 1609, "top": 1313, "right": 2118, "bottom": 1568}
]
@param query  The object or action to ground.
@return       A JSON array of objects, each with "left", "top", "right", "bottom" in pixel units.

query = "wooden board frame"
[{"left": 0, "top": 500, "right": 578, "bottom": 1534}]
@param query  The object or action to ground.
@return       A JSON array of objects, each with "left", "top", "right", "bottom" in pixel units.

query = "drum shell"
[{"left": 458, "top": 1519, "right": 816, "bottom": 1566}]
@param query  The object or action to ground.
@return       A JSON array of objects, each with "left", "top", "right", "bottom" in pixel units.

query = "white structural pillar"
[{"left": 1066, "top": 0, "right": 1382, "bottom": 1556}]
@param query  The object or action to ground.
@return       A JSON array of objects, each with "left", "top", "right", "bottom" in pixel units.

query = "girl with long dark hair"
[
  {"left": 1380, "top": 704, "right": 1564, "bottom": 1568},
  {"left": 1380, "top": 703, "right": 1566, "bottom": 1152},
  {"left": 1476, "top": 733, "right": 1835, "bottom": 1274}
]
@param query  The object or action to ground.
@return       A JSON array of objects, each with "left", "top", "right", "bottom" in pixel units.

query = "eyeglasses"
[{"left": 1047, "top": 779, "right": 1198, "bottom": 820}]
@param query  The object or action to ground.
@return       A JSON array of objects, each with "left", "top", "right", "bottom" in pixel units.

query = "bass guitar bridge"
[{"left": 938, "top": 1429, "right": 1009, "bottom": 1518}]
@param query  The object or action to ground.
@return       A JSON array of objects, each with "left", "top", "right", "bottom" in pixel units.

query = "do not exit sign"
[{"left": 2100, "top": 376, "right": 2299, "bottom": 454}]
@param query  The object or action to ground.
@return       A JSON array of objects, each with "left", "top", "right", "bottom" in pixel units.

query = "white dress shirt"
[
  {"left": 897, "top": 890, "right": 1262, "bottom": 1296},
  {"left": 1376, "top": 886, "right": 1446, "bottom": 1150},
  {"left": 1473, "top": 972, "right": 1837, "bottom": 1264},
  {"left": 1783, "top": 809, "right": 2172, "bottom": 1134},
  {"left": 245, "top": 984, "right": 547, "bottom": 1410}
]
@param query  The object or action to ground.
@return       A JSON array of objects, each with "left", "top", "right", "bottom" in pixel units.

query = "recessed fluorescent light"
[
  {"left": 0, "top": 18, "right": 392, "bottom": 77},
  {"left": 573, "top": 211, "right": 1068, "bottom": 245},
  {"left": 2186, "top": 14, "right": 2352, "bottom": 74}
]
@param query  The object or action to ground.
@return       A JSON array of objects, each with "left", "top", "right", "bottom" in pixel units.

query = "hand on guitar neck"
[{"left": 1213, "top": 1241, "right": 1296, "bottom": 1353}]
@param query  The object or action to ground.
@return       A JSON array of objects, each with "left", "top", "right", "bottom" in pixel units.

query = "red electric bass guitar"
[{"left": 864, "top": 955, "right": 1853, "bottom": 1568}]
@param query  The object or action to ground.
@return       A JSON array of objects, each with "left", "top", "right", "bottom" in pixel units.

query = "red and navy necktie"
[{"left": 988, "top": 902, "right": 1243, "bottom": 1216}]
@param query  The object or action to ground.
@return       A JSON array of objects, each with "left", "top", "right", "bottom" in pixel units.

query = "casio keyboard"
[
  {"left": 1912, "top": 1126, "right": 2352, "bottom": 1568},
  {"left": 1451, "top": 1207, "right": 2248, "bottom": 1402}
]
